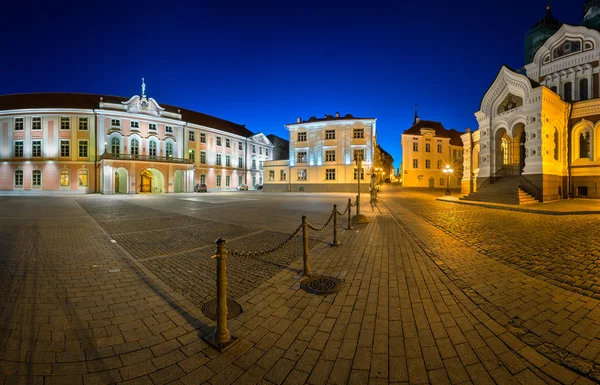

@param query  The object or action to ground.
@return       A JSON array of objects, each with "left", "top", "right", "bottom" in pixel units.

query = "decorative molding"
[{"left": 121, "top": 95, "right": 165, "bottom": 117}]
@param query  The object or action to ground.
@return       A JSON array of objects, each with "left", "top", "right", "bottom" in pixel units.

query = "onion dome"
[
  {"left": 583, "top": 0, "right": 600, "bottom": 30},
  {"left": 524, "top": 3, "right": 562, "bottom": 64}
]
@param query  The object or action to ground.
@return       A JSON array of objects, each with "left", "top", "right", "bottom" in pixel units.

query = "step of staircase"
[{"left": 460, "top": 175, "right": 540, "bottom": 205}]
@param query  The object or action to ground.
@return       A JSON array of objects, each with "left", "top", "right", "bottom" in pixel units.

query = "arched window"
[
  {"left": 166, "top": 142, "right": 173, "bottom": 157},
  {"left": 580, "top": 78, "right": 589, "bottom": 101},
  {"left": 564, "top": 82, "right": 573, "bottom": 102},
  {"left": 111, "top": 137, "right": 120, "bottom": 154},
  {"left": 580, "top": 132, "right": 591, "bottom": 159},
  {"left": 501, "top": 136, "right": 510, "bottom": 165},
  {"left": 550, "top": 86, "right": 558, "bottom": 93},
  {"left": 131, "top": 138, "right": 139, "bottom": 156},
  {"left": 149, "top": 141, "right": 157, "bottom": 158},
  {"left": 554, "top": 129, "right": 559, "bottom": 160}
]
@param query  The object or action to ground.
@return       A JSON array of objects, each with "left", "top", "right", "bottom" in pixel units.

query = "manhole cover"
[
  {"left": 301, "top": 276, "right": 345, "bottom": 295},
  {"left": 201, "top": 299, "right": 243, "bottom": 321}
]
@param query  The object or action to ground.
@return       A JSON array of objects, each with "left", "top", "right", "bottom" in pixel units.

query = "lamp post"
[
  {"left": 443, "top": 165, "right": 453, "bottom": 195},
  {"left": 352, "top": 155, "right": 368, "bottom": 224}
]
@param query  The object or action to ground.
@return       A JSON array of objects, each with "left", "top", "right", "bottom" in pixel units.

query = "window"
[
  {"left": 564, "top": 82, "right": 573, "bottom": 102},
  {"left": 226, "top": 155, "right": 231, "bottom": 167},
  {"left": 437, "top": 160, "right": 442, "bottom": 169},
  {"left": 200, "top": 174, "right": 206, "bottom": 184},
  {"left": 61, "top": 117, "right": 70, "bottom": 130},
  {"left": 14, "top": 118, "right": 23, "bottom": 131},
  {"left": 60, "top": 169, "right": 70, "bottom": 186},
  {"left": 216, "top": 136, "right": 222, "bottom": 146},
  {"left": 353, "top": 149, "right": 364, "bottom": 162},
  {"left": 325, "top": 150, "right": 336, "bottom": 162},
  {"left": 580, "top": 132, "right": 591, "bottom": 159},
  {"left": 259, "top": 177, "right": 263, "bottom": 185},
  {"left": 32, "top": 140, "right": 41, "bottom": 157},
  {"left": 440, "top": 178, "right": 445, "bottom": 186},
  {"left": 297, "top": 151, "right": 307, "bottom": 163},
  {"left": 60, "top": 140, "right": 70, "bottom": 157},
  {"left": 149, "top": 123, "right": 157, "bottom": 131},
  {"left": 551, "top": 86, "right": 558, "bottom": 93},
  {"left": 353, "top": 128, "right": 364, "bottom": 139},
  {"left": 298, "top": 169, "right": 307, "bottom": 181},
  {"left": 166, "top": 125, "right": 173, "bottom": 133},
  {"left": 266, "top": 149, "right": 270, "bottom": 157},
  {"left": 111, "top": 137, "right": 120, "bottom": 154},
  {"left": 437, "top": 144, "right": 442, "bottom": 153},
  {"left": 501, "top": 137, "right": 509, "bottom": 165},
  {"left": 252, "top": 145, "right": 256, "bottom": 153},
  {"left": 201, "top": 151, "right": 206, "bottom": 164},
  {"left": 413, "top": 142, "right": 418, "bottom": 151},
  {"left": 425, "top": 144, "right": 431, "bottom": 152},
  {"left": 32, "top": 170, "right": 41, "bottom": 187},
  {"left": 131, "top": 138, "right": 139, "bottom": 155},
  {"left": 325, "top": 168, "right": 336, "bottom": 180},
  {"left": 297, "top": 132, "right": 307, "bottom": 141},
  {"left": 131, "top": 121, "right": 140, "bottom": 129},
  {"left": 238, "top": 157, "right": 243, "bottom": 168},
  {"left": 226, "top": 138, "right": 231, "bottom": 148},
  {"left": 259, "top": 147, "right": 262, "bottom": 155},
  {"left": 216, "top": 175, "right": 222, "bottom": 187},
  {"left": 238, "top": 141, "right": 243, "bottom": 151},
  {"left": 189, "top": 149, "right": 195, "bottom": 162},
  {"left": 226, "top": 175, "right": 231, "bottom": 187},
  {"left": 252, "top": 176, "right": 256, "bottom": 186},
  {"left": 200, "top": 133, "right": 206, "bottom": 143},
  {"left": 79, "top": 141, "right": 88, "bottom": 158},
  {"left": 425, "top": 160, "right": 431, "bottom": 169},
  {"left": 189, "top": 131, "right": 195, "bottom": 141},
  {"left": 111, "top": 119, "right": 120, "bottom": 128},
  {"left": 78, "top": 170, "right": 88, "bottom": 186},
  {"left": 32, "top": 117, "right": 41, "bottom": 130},
  {"left": 413, "top": 159, "right": 418, "bottom": 168},
  {"left": 149, "top": 141, "right": 157, "bottom": 157},
  {"left": 580, "top": 78, "right": 589, "bottom": 101},
  {"left": 14, "top": 141, "right": 23, "bottom": 157},
  {"left": 325, "top": 130, "right": 335, "bottom": 140},
  {"left": 554, "top": 129, "right": 559, "bottom": 161},
  {"left": 252, "top": 159, "right": 256, "bottom": 169},
  {"left": 259, "top": 160, "right": 263, "bottom": 169},
  {"left": 166, "top": 142, "right": 173, "bottom": 157},
  {"left": 216, "top": 154, "right": 222, "bottom": 166},
  {"left": 238, "top": 176, "right": 243, "bottom": 185},
  {"left": 280, "top": 170, "right": 287, "bottom": 181},
  {"left": 15, "top": 170, "right": 23, "bottom": 187},
  {"left": 354, "top": 168, "right": 365, "bottom": 180},
  {"left": 269, "top": 170, "right": 275, "bottom": 181},
  {"left": 79, "top": 117, "right": 88, "bottom": 130}
]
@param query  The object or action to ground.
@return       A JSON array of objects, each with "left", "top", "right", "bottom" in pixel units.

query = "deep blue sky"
[{"left": 0, "top": 0, "right": 584, "bottom": 169}]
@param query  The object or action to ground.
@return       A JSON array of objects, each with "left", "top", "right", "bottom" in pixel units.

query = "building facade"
[
  {"left": 461, "top": 2, "right": 600, "bottom": 201},
  {"left": 266, "top": 134, "right": 289, "bottom": 161},
  {"left": 401, "top": 117, "right": 463, "bottom": 188},
  {"left": 0, "top": 84, "right": 272, "bottom": 194},
  {"left": 264, "top": 113, "right": 377, "bottom": 192}
]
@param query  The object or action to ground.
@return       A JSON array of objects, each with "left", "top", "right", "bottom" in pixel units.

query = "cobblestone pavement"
[{"left": 0, "top": 191, "right": 597, "bottom": 384}]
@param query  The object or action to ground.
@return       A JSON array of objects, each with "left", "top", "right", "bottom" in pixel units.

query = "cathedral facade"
[{"left": 461, "top": 1, "right": 600, "bottom": 201}]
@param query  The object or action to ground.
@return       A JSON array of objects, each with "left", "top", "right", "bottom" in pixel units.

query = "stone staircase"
[{"left": 460, "top": 175, "right": 539, "bottom": 205}]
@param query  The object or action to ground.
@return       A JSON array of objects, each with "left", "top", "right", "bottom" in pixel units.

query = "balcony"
[{"left": 100, "top": 153, "right": 193, "bottom": 164}]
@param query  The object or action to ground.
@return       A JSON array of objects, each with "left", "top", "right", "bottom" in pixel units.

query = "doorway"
[{"left": 141, "top": 170, "right": 152, "bottom": 193}]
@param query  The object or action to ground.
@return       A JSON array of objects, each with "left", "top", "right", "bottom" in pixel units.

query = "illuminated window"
[
  {"left": 149, "top": 141, "right": 157, "bottom": 157},
  {"left": 60, "top": 169, "right": 70, "bottom": 186},
  {"left": 216, "top": 154, "right": 222, "bottom": 166},
  {"left": 166, "top": 142, "right": 173, "bottom": 157},
  {"left": 297, "top": 132, "right": 307, "bottom": 142},
  {"left": 149, "top": 123, "right": 157, "bottom": 131},
  {"left": 280, "top": 170, "right": 287, "bottom": 181},
  {"left": 200, "top": 133, "right": 206, "bottom": 143},
  {"left": 110, "top": 137, "right": 119, "bottom": 154},
  {"left": 226, "top": 175, "right": 231, "bottom": 187},
  {"left": 60, "top": 140, "right": 70, "bottom": 157},
  {"left": 425, "top": 144, "right": 431, "bottom": 152},
  {"left": 580, "top": 132, "right": 591, "bottom": 159},
  {"left": 269, "top": 170, "right": 275, "bottom": 180},
  {"left": 79, "top": 140, "right": 88, "bottom": 158},
  {"left": 325, "top": 130, "right": 335, "bottom": 140},
  {"left": 413, "top": 142, "right": 418, "bottom": 152},
  {"left": 201, "top": 151, "right": 206, "bottom": 164},
  {"left": 226, "top": 155, "right": 231, "bottom": 167},
  {"left": 14, "top": 170, "right": 23, "bottom": 187},
  {"left": 216, "top": 136, "right": 222, "bottom": 146},
  {"left": 226, "top": 139, "right": 231, "bottom": 148},
  {"left": 353, "top": 128, "right": 364, "bottom": 139},
  {"left": 131, "top": 138, "right": 139, "bottom": 155},
  {"left": 14, "top": 141, "right": 23, "bottom": 157},
  {"left": 501, "top": 137, "right": 509, "bottom": 165},
  {"left": 32, "top": 117, "right": 41, "bottom": 130},
  {"left": 200, "top": 174, "right": 206, "bottom": 184},
  {"left": 325, "top": 150, "right": 336, "bottom": 162},
  {"left": 32, "top": 140, "right": 41, "bottom": 157},
  {"left": 297, "top": 151, "right": 307, "bottom": 163},
  {"left": 189, "top": 131, "right": 195, "bottom": 141},
  {"left": 78, "top": 170, "right": 88, "bottom": 187},
  {"left": 298, "top": 169, "right": 307, "bottom": 181},
  {"left": 238, "top": 157, "right": 243, "bottom": 168},
  {"left": 32, "top": 170, "right": 41, "bottom": 187},
  {"left": 79, "top": 117, "right": 88, "bottom": 130},
  {"left": 353, "top": 149, "right": 364, "bottom": 161},
  {"left": 189, "top": 149, "right": 195, "bottom": 162},
  {"left": 216, "top": 175, "right": 222, "bottom": 187},
  {"left": 325, "top": 168, "right": 336, "bottom": 180},
  {"left": 354, "top": 168, "right": 364, "bottom": 180},
  {"left": 61, "top": 117, "right": 70, "bottom": 130},
  {"left": 413, "top": 159, "right": 418, "bottom": 168},
  {"left": 130, "top": 121, "right": 139, "bottom": 129},
  {"left": 14, "top": 118, "right": 23, "bottom": 131}
]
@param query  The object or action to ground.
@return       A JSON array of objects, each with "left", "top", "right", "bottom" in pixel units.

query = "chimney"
[
  {"left": 297, "top": 117, "right": 301, "bottom": 123},
  {"left": 324, "top": 114, "right": 328, "bottom": 118},
  {"left": 335, "top": 112, "right": 340, "bottom": 118},
  {"left": 466, "top": 128, "right": 470, "bottom": 133}
]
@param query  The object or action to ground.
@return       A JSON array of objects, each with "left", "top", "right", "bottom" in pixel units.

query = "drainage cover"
[
  {"left": 301, "top": 276, "right": 345, "bottom": 295},
  {"left": 201, "top": 299, "right": 243, "bottom": 321}
]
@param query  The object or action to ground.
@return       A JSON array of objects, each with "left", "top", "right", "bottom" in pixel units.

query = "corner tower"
[{"left": 524, "top": 3, "right": 561, "bottom": 64}]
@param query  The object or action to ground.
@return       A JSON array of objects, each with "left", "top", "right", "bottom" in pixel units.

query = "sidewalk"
[
  {"left": 0, "top": 197, "right": 594, "bottom": 384},
  {"left": 437, "top": 195, "right": 600, "bottom": 215}
]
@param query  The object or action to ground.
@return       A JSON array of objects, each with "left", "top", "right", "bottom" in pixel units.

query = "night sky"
[{"left": 0, "top": 0, "right": 585, "bottom": 170}]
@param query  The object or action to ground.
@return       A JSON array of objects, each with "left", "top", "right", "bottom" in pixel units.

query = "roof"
[
  {"left": 286, "top": 113, "right": 375, "bottom": 126},
  {"left": 0, "top": 92, "right": 255, "bottom": 138},
  {"left": 478, "top": 65, "right": 541, "bottom": 111},
  {"left": 377, "top": 145, "right": 394, "bottom": 160},
  {"left": 530, "top": 5, "right": 561, "bottom": 31},
  {"left": 403, "top": 119, "right": 464, "bottom": 146}
]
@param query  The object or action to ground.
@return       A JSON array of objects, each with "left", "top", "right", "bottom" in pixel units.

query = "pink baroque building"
[{"left": 0, "top": 83, "right": 273, "bottom": 194}]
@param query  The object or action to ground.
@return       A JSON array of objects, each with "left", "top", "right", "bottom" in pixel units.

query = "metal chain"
[
  {"left": 349, "top": 200, "right": 357, "bottom": 208},
  {"left": 229, "top": 223, "right": 303, "bottom": 258},
  {"left": 336, "top": 204, "right": 349, "bottom": 216},
  {"left": 306, "top": 210, "right": 335, "bottom": 232}
]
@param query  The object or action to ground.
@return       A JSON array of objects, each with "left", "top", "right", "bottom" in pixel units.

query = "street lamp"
[{"left": 443, "top": 164, "right": 453, "bottom": 195}]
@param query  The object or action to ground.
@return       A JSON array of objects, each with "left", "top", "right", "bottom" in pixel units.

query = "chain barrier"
[
  {"left": 336, "top": 204, "right": 349, "bottom": 216},
  {"left": 306, "top": 210, "right": 335, "bottom": 232},
  {"left": 228, "top": 224, "right": 303, "bottom": 258}
]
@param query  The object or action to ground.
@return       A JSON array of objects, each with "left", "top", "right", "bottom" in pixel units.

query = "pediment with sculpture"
[{"left": 497, "top": 94, "right": 523, "bottom": 114}]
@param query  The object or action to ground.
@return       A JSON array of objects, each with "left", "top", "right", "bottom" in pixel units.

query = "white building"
[
  {"left": 264, "top": 113, "right": 377, "bottom": 192},
  {"left": 0, "top": 81, "right": 273, "bottom": 194}
]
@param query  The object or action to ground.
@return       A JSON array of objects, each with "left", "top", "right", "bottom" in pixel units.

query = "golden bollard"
[
  {"left": 330, "top": 205, "right": 340, "bottom": 246},
  {"left": 346, "top": 199, "right": 353, "bottom": 230},
  {"left": 301, "top": 215, "right": 311, "bottom": 276}
]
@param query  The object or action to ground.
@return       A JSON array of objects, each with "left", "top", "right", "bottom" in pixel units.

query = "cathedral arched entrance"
[
  {"left": 114, "top": 167, "right": 128, "bottom": 193},
  {"left": 512, "top": 123, "right": 526, "bottom": 174},
  {"left": 140, "top": 168, "right": 164, "bottom": 194}
]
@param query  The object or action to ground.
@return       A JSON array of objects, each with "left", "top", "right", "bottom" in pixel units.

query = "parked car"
[
  {"left": 194, "top": 183, "right": 207, "bottom": 192},
  {"left": 254, "top": 184, "right": 263, "bottom": 190},
  {"left": 236, "top": 184, "right": 248, "bottom": 191}
]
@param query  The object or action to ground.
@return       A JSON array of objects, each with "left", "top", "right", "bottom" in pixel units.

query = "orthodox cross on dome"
[{"left": 141, "top": 78, "right": 146, "bottom": 96}]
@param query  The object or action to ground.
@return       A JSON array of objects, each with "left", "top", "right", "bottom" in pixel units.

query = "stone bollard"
[
  {"left": 330, "top": 205, "right": 340, "bottom": 246},
  {"left": 301, "top": 215, "right": 311, "bottom": 276},
  {"left": 204, "top": 238, "right": 238, "bottom": 351},
  {"left": 347, "top": 199, "right": 353, "bottom": 230}
]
